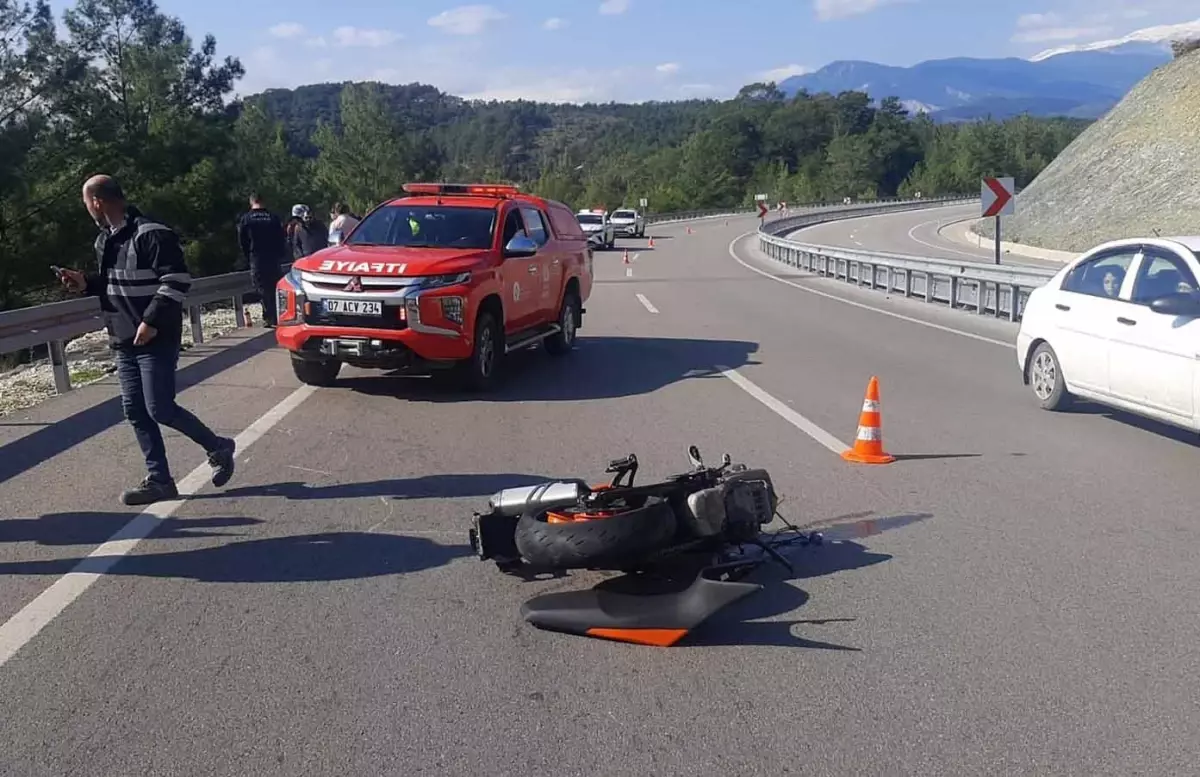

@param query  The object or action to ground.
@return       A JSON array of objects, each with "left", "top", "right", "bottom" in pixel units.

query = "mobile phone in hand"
[{"left": 51, "top": 265, "right": 65, "bottom": 276}]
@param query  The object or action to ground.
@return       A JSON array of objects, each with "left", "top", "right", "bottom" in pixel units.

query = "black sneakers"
[
  {"left": 121, "top": 477, "right": 179, "bottom": 506},
  {"left": 208, "top": 437, "right": 237, "bottom": 487}
]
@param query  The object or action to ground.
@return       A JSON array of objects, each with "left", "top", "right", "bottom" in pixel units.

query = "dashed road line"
[
  {"left": 718, "top": 366, "right": 848, "bottom": 456},
  {"left": 636, "top": 293, "right": 658, "bottom": 314}
]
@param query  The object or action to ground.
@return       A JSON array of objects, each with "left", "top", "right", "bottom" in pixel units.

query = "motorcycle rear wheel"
[{"left": 514, "top": 496, "right": 677, "bottom": 570}]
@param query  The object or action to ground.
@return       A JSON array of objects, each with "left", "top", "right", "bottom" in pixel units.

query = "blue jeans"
[{"left": 115, "top": 339, "right": 222, "bottom": 483}]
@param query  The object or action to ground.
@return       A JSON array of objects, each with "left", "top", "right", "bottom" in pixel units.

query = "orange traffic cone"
[
  {"left": 648, "top": 236, "right": 655, "bottom": 248},
  {"left": 623, "top": 249, "right": 630, "bottom": 264},
  {"left": 686, "top": 226, "right": 693, "bottom": 235},
  {"left": 841, "top": 376, "right": 895, "bottom": 464}
]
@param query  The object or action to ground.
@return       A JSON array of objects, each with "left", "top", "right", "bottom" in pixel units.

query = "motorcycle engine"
[
  {"left": 721, "top": 470, "right": 778, "bottom": 543},
  {"left": 682, "top": 469, "right": 779, "bottom": 542}
]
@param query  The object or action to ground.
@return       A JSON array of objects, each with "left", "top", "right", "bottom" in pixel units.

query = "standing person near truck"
[
  {"left": 291, "top": 205, "right": 329, "bottom": 258},
  {"left": 285, "top": 204, "right": 305, "bottom": 255},
  {"left": 328, "top": 202, "right": 360, "bottom": 242},
  {"left": 236, "top": 193, "right": 288, "bottom": 326},
  {"left": 57, "top": 174, "right": 237, "bottom": 506}
]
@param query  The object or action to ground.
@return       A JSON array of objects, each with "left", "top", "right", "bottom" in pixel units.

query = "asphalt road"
[
  {"left": 2, "top": 210, "right": 1198, "bottom": 776},
  {"left": 796, "top": 202, "right": 1069, "bottom": 270}
]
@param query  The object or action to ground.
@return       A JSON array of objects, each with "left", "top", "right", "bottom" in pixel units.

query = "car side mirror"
[
  {"left": 504, "top": 234, "right": 538, "bottom": 258},
  {"left": 328, "top": 230, "right": 344, "bottom": 246},
  {"left": 1149, "top": 291, "right": 1200, "bottom": 317}
]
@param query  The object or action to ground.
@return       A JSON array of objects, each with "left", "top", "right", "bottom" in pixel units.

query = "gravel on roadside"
[{"left": 0, "top": 302, "right": 266, "bottom": 418}]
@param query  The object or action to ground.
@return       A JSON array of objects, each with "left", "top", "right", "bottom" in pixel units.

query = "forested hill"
[
  {"left": 248, "top": 80, "right": 1091, "bottom": 217},
  {"left": 3, "top": 0, "right": 1089, "bottom": 310}
]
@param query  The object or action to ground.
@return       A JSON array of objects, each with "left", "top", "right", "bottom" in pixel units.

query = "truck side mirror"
[{"left": 504, "top": 234, "right": 538, "bottom": 258}]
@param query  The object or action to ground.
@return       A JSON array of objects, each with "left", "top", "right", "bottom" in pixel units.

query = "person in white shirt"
[{"left": 329, "top": 202, "right": 360, "bottom": 237}]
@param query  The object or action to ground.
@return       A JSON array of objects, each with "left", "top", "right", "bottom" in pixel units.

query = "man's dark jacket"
[
  {"left": 292, "top": 219, "right": 329, "bottom": 259},
  {"left": 236, "top": 206, "right": 288, "bottom": 274},
  {"left": 84, "top": 206, "right": 190, "bottom": 349}
]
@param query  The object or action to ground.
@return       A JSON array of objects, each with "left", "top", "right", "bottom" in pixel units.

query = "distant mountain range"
[{"left": 778, "top": 20, "right": 1200, "bottom": 121}]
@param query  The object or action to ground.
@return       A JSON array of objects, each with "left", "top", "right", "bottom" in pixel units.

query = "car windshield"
[
  {"left": 345, "top": 205, "right": 497, "bottom": 249},
  {"left": 577, "top": 214, "right": 602, "bottom": 225},
  {"left": 613, "top": 211, "right": 635, "bottom": 219}
]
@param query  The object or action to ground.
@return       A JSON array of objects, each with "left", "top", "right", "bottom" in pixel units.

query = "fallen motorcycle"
[{"left": 468, "top": 446, "right": 823, "bottom": 646}]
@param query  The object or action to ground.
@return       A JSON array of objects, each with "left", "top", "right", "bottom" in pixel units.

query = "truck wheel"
[
  {"left": 291, "top": 357, "right": 341, "bottom": 387},
  {"left": 457, "top": 310, "right": 502, "bottom": 391},
  {"left": 545, "top": 289, "right": 580, "bottom": 356}
]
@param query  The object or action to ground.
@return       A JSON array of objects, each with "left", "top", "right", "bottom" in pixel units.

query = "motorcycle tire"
[{"left": 514, "top": 496, "right": 677, "bottom": 570}]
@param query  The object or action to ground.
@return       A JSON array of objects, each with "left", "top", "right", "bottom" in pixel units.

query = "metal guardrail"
[
  {"left": 757, "top": 198, "right": 1061, "bottom": 322},
  {"left": 644, "top": 194, "right": 969, "bottom": 227},
  {"left": 0, "top": 272, "right": 263, "bottom": 394}
]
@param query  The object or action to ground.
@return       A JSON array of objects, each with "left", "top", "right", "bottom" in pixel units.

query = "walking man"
[
  {"left": 58, "top": 175, "right": 236, "bottom": 506},
  {"left": 236, "top": 193, "right": 288, "bottom": 327}
]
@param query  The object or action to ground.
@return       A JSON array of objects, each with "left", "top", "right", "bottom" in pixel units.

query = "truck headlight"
[
  {"left": 414, "top": 271, "right": 471, "bottom": 290},
  {"left": 277, "top": 268, "right": 306, "bottom": 325}
]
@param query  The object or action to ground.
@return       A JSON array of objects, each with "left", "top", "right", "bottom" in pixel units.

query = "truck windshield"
[
  {"left": 577, "top": 214, "right": 602, "bottom": 225},
  {"left": 346, "top": 205, "right": 497, "bottom": 249}
]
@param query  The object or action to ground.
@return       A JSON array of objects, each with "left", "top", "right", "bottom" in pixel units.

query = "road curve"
[
  {"left": 796, "top": 202, "right": 1069, "bottom": 270},
  {"left": 1, "top": 210, "right": 1198, "bottom": 776}
]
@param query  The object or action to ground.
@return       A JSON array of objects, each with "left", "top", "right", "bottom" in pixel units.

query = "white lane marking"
[
  {"left": 636, "top": 293, "right": 658, "bottom": 314},
  {"left": 727, "top": 232, "right": 1015, "bottom": 349},
  {"left": 625, "top": 267, "right": 633, "bottom": 278},
  {"left": 0, "top": 384, "right": 319, "bottom": 669},
  {"left": 632, "top": 253, "right": 641, "bottom": 262},
  {"left": 908, "top": 216, "right": 1052, "bottom": 270},
  {"left": 718, "top": 367, "right": 848, "bottom": 456}
]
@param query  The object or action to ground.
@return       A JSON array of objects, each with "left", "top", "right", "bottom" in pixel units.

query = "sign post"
[{"left": 981, "top": 176, "right": 1015, "bottom": 265}]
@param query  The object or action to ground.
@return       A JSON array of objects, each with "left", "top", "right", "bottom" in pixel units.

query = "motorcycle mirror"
[
  {"left": 721, "top": 453, "right": 732, "bottom": 468},
  {"left": 688, "top": 445, "right": 704, "bottom": 468}
]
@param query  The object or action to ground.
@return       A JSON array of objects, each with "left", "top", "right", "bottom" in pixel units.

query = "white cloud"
[
  {"left": 332, "top": 26, "right": 401, "bottom": 47},
  {"left": 1014, "top": 4, "right": 1193, "bottom": 48},
  {"left": 305, "top": 36, "right": 328, "bottom": 48},
  {"left": 599, "top": 0, "right": 631, "bottom": 16},
  {"left": 1011, "top": 11, "right": 1106, "bottom": 43},
  {"left": 1027, "top": 16, "right": 1200, "bottom": 58},
  {"left": 1014, "top": 25, "right": 1109, "bottom": 43},
  {"left": 428, "top": 5, "right": 508, "bottom": 35},
  {"left": 543, "top": 17, "right": 567, "bottom": 30},
  {"left": 759, "top": 64, "right": 813, "bottom": 82},
  {"left": 268, "top": 22, "right": 305, "bottom": 39},
  {"left": 655, "top": 62, "right": 681, "bottom": 75},
  {"left": 813, "top": 0, "right": 908, "bottom": 21}
]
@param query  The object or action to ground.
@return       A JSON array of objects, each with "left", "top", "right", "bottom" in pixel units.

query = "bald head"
[
  {"left": 83, "top": 175, "right": 124, "bottom": 202},
  {"left": 82, "top": 175, "right": 126, "bottom": 229}
]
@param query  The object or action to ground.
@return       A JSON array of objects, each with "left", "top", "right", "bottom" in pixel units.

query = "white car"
[
  {"left": 576, "top": 210, "right": 615, "bottom": 250},
  {"left": 609, "top": 208, "right": 645, "bottom": 238},
  {"left": 1017, "top": 235, "right": 1200, "bottom": 431}
]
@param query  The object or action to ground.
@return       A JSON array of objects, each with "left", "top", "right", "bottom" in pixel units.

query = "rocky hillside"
[{"left": 976, "top": 45, "right": 1200, "bottom": 251}]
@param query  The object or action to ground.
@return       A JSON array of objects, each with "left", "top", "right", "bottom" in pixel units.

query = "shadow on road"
[
  {"left": 0, "top": 332, "right": 277, "bottom": 488},
  {"left": 198, "top": 472, "right": 552, "bottom": 501},
  {"left": 1066, "top": 401, "right": 1200, "bottom": 447},
  {"left": 603, "top": 510, "right": 931, "bottom": 650},
  {"left": 0, "top": 531, "right": 468, "bottom": 582},
  {"left": 336, "top": 335, "right": 760, "bottom": 403},
  {"left": 0, "top": 512, "right": 261, "bottom": 546}
]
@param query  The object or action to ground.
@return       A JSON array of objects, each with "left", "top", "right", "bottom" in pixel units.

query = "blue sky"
[{"left": 49, "top": 0, "right": 1200, "bottom": 102}]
